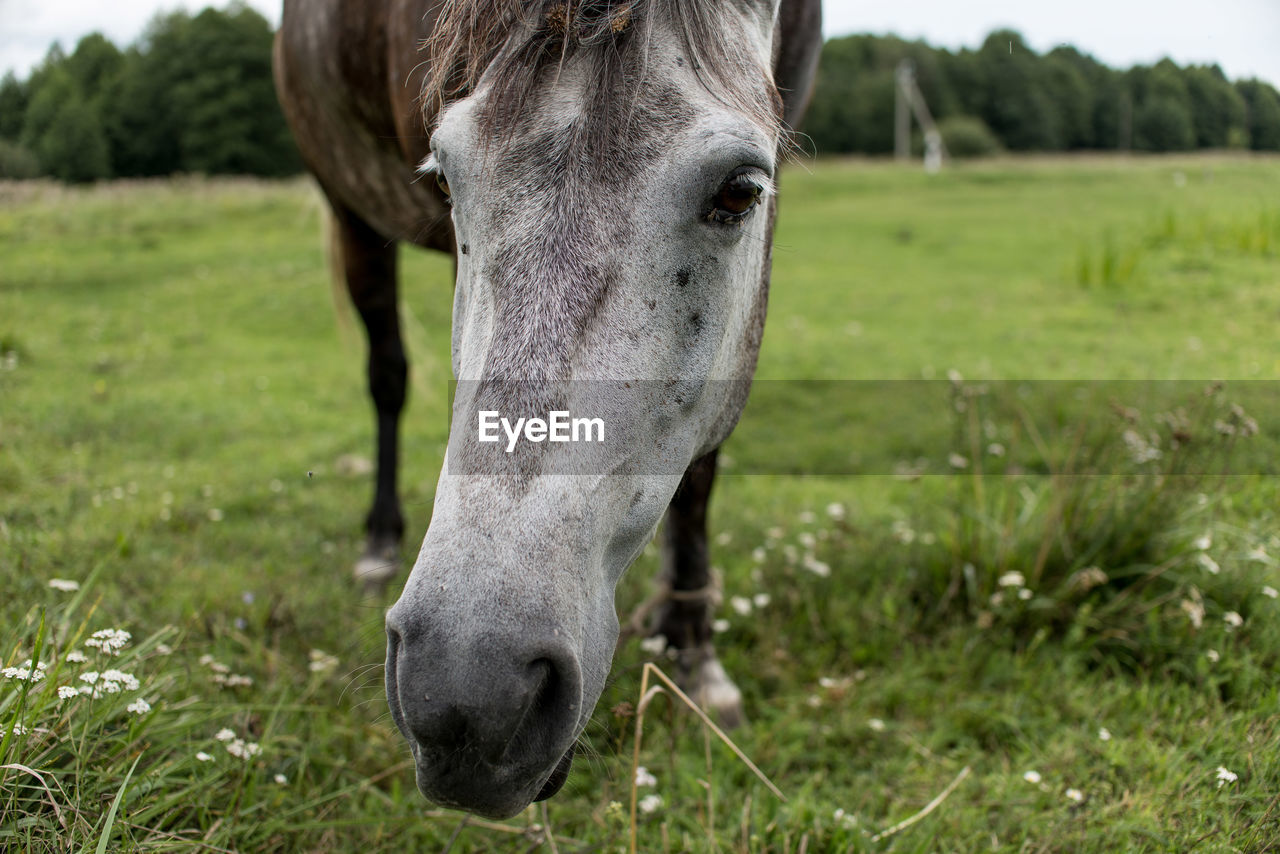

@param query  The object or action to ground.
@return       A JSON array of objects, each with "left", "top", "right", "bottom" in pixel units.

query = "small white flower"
[
  {"left": 730, "top": 596, "right": 752, "bottom": 616},
  {"left": 638, "top": 793, "right": 663, "bottom": 814},
  {"left": 195, "top": 751, "right": 214, "bottom": 762},
  {"left": 802, "top": 556, "right": 831, "bottom": 578},
  {"left": 199, "top": 654, "right": 216, "bottom": 666},
  {"left": 274, "top": 773, "right": 288, "bottom": 785},
  {"left": 867, "top": 718, "right": 886, "bottom": 732},
  {"left": 1023, "top": 770, "right": 1042, "bottom": 784},
  {"left": 1262, "top": 586, "right": 1278, "bottom": 599},
  {"left": 58, "top": 686, "right": 78, "bottom": 700},
  {"left": 215, "top": 728, "right": 237, "bottom": 742},
  {"left": 2, "top": 660, "right": 47, "bottom": 683},
  {"left": 10, "top": 723, "right": 28, "bottom": 735},
  {"left": 226, "top": 739, "right": 261, "bottom": 759},
  {"left": 1193, "top": 533, "right": 1212, "bottom": 551},
  {"left": 752, "top": 593, "right": 770, "bottom": 608},
  {"left": 102, "top": 670, "right": 140, "bottom": 691},
  {"left": 1197, "top": 553, "right": 1221, "bottom": 575},
  {"left": 65, "top": 650, "right": 87, "bottom": 663},
  {"left": 126, "top": 699, "right": 151, "bottom": 715},
  {"left": 1206, "top": 649, "right": 1220, "bottom": 663},
  {"left": 751, "top": 547, "right": 766, "bottom": 562},
  {"left": 833, "top": 807, "right": 858, "bottom": 829},
  {"left": 639, "top": 635, "right": 666, "bottom": 656},
  {"left": 1018, "top": 588, "right": 1033, "bottom": 601},
  {"left": 798, "top": 532, "right": 817, "bottom": 549},
  {"left": 818, "top": 676, "right": 837, "bottom": 689},
  {"left": 308, "top": 649, "right": 339, "bottom": 673},
  {"left": 825, "top": 502, "right": 846, "bottom": 521},
  {"left": 798, "top": 511, "right": 816, "bottom": 524},
  {"left": 208, "top": 508, "right": 224, "bottom": 522},
  {"left": 989, "top": 592, "right": 1004, "bottom": 607},
  {"left": 1098, "top": 727, "right": 1112, "bottom": 741},
  {"left": 711, "top": 619, "right": 730, "bottom": 633},
  {"left": 48, "top": 578, "right": 80, "bottom": 592},
  {"left": 714, "top": 531, "right": 732, "bottom": 546},
  {"left": 1246, "top": 546, "right": 1269, "bottom": 562},
  {"left": 987, "top": 442, "right": 1006, "bottom": 457},
  {"left": 805, "top": 694, "right": 821, "bottom": 708},
  {"left": 766, "top": 527, "right": 784, "bottom": 541},
  {"left": 1181, "top": 598, "right": 1205, "bottom": 629},
  {"left": 634, "top": 766, "right": 657, "bottom": 787},
  {"left": 80, "top": 671, "right": 100, "bottom": 685},
  {"left": 998, "top": 572, "right": 1025, "bottom": 588},
  {"left": 84, "top": 629, "right": 131, "bottom": 655},
  {"left": 155, "top": 644, "right": 173, "bottom": 656},
  {"left": 99, "top": 680, "right": 121, "bottom": 694},
  {"left": 1065, "top": 788, "right": 1084, "bottom": 803},
  {"left": 1216, "top": 766, "right": 1238, "bottom": 788},
  {"left": 1223, "top": 611, "right": 1243, "bottom": 629},
  {"left": 948, "top": 453, "right": 969, "bottom": 469}
]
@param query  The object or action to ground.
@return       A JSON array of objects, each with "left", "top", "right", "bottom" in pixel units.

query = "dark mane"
[{"left": 422, "top": 0, "right": 783, "bottom": 138}]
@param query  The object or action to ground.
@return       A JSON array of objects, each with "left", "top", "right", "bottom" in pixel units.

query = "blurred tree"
[
  {"left": 972, "top": 31, "right": 1059, "bottom": 150},
  {"left": 0, "top": 72, "right": 28, "bottom": 140},
  {"left": 1043, "top": 50, "right": 1093, "bottom": 148},
  {"left": 1182, "top": 65, "right": 1247, "bottom": 148},
  {"left": 66, "top": 33, "right": 124, "bottom": 100},
  {"left": 1134, "top": 96, "right": 1195, "bottom": 151},
  {"left": 1236, "top": 79, "right": 1280, "bottom": 150}
]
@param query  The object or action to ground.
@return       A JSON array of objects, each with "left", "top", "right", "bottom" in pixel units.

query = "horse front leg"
[
  {"left": 652, "top": 448, "right": 745, "bottom": 727},
  {"left": 331, "top": 202, "right": 407, "bottom": 592}
]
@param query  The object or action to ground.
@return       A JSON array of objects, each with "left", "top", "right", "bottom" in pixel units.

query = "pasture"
[{"left": 3, "top": 153, "right": 1280, "bottom": 851}]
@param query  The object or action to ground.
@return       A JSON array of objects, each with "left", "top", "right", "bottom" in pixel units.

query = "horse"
[{"left": 274, "top": 0, "right": 821, "bottom": 819}]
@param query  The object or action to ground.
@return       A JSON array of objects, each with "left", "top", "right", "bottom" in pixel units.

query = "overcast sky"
[{"left": 2, "top": 0, "right": 1278, "bottom": 86}]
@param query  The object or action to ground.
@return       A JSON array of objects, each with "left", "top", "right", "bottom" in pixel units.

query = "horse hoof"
[
  {"left": 678, "top": 651, "right": 745, "bottom": 729},
  {"left": 353, "top": 540, "right": 399, "bottom": 593}
]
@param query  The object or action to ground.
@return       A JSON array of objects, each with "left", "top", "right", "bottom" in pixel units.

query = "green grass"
[{"left": 2, "top": 154, "right": 1280, "bottom": 851}]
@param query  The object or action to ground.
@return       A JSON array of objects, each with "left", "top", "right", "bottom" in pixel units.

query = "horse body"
[{"left": 276, "top": 0, "right": 820, "bottom": 819}]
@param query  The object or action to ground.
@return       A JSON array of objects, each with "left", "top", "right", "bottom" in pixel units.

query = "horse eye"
[
  {"left": 436, "top": 171, "right": 451, "bottom": 199},
  {"left": 709, "top": 171, "right": 763, "bottom": 224}
]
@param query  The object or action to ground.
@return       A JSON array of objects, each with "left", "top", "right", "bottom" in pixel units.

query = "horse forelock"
[{"left": 422, "top": 0, "right": 783, "bottom": 141}]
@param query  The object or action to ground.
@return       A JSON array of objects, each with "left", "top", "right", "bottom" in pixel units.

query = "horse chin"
[{"left": 534, "top": 745, "right": 575, "bottom": 802}]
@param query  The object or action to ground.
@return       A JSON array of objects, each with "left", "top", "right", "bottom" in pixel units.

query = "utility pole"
[{"left": 894, "top": 59, "right": 948, "bottom": 173}]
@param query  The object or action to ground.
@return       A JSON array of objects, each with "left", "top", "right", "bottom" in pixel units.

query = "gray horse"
[{"left": 275, "top": 0, "right": 821, "bottom": 819}]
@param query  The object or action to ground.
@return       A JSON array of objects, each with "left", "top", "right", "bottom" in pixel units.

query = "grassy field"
[{"left": 2, "top": 153, "right": 1280, "bottom": 852}]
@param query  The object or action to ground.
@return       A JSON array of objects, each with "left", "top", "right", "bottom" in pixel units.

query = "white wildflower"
[
  {"left": 10, "top": 723, "right": 28, "bottom": 735},
  {"left": 638, "top": 794, "right": 663, "bottom": 814},
  {"left": 1197, "top": 553, "right": 1221, "bottom": 575},
  {"left": 833, "top": 807, "right": 858, "bottom": 829},
  {"left": 867, "top": 718, "right": 886, "bottom": 732},
  {"left": 987, "top": 442, "right": 1006, "bottom": 457},
  {"left": 155, "top": 644, "right": 173, "bottom": 656},
  {"left": 1098, "top": 727, "right": 1112, "bottom": 742},
  {"left": 989, "top": 592, "right": 1004, "bottom": 607},
  {"left": 1206, "top": 649, "right": 1220, "bottom": 663},
  {"left": 730, "top": 596, "right": 753, "bottom": 616},
  {"left": 215, "top": 728, "right": 237, "bottom": 742},
  {"left": 1216, "top": 766, "right": 1238, "bottom": 788},
  {"left": 1223, "top": 611, "right": 1243, "bottom": 629},
  {"left": 1065, "top": 788, "right": 1084, "bottom": 803},
  {"left": 948, "top": 453, "right": 969, "bottom": 469},
  {"left": 798, "top": 532, "right": 817, "bottom": 549},
  {"left": 751, "top": 547, "right": 766, "bottom": 562},
  {"left": 308, "top": 649, "right": 339, "bottom": 673},
  {"left": 225, "top": 739, "right": 261, "bottom": 760},
  {"left": 99, "top": 680, "right": 122, "bottom": 694},
  {"left": 195, "top": 751, "right": 214, "bottom": 762},
  {"left": 2, "top": 659, "right": 47, "bottom": 683},
  {"left": 634, "top": 766, "right": 657, "bottom": 787},
  {"left": 805, "top": 694, "right": 821, "bottom": 708},
  {"left": 84, "top": 629, "right": 131, "bottom": 655},
  {"left": 1193, "top": 533, "right": 1212, "bottom": 551},
  {"left": 714, "top": 531, "right": 732, "bottom": 546},
  {"left": 57, "top": 686, "right": 78, "bottom": 700},
  {"left": 64, "top": 650, "right": 87, "bottom": 663},
  {"left": 126, "top": 699, "right": 151, "bottom": 715},
  {"left": 274, "top": 774, "right": 288, "bottom": 785},
  {"left": 798, "top": 510, "right": 816, "bottom": 524},
  {"left": 825, "top": 502, "right": 846, "bottom": 521},
  {"left": 198, "top": 654, "right": 216, "bottom": 666},
  {"left": 79, "top": 672, "right": 99, "bottom": 685},
  {"left": 753, "top": 593, "right": 770, "bottom": 608},
  {"left": 1181, "top": 598, "right": 1205, "bottom": 629},
  {"left": 1018, "top": 588, "right": 1033, "bottom": 601},
  {"left": 208, "top": 508, "right": 224, "bottom": 522},
  {"left": 998, "top": 571, "right": 1025, "bottom": 588},
  {"left": 766, "top": 527, "right": 784, "bottom": 540},
  {"left": 802, "top": 556, "right": 831, "bottom": 577},
  {"left": 102, "top": 670, "right": 140, "bottom": 691},
  {"left": 712, "top": 619, "right": 730, "bottom": 633},
  {"left": 1262, "top": 586, "right": 1278, "bottom": 599},
  {"left": 48, "top": 578, "right": 80, "bottom": 592},
  {"left": 1023, "top": 770, "right": 1042, "bottom": 784},
  {"left": 1246, "top": 546, "right": 1269, "bottom": 562}
]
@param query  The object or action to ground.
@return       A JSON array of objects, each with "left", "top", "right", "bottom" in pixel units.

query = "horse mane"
[{"left": 422, "top": 0, "right": 782, "bottom": 139}]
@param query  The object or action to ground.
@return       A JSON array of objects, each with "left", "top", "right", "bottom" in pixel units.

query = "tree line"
[
  {"left": 0, "top": 2, "right": 299, "bottom": 182},
  {"left": 805, "top": 30, "right": 1280, "bottom": 157},
  {"left": 3, "top": 7, "right": 1280, "bottom": 182}
]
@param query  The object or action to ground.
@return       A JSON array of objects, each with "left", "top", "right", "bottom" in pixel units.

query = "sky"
[{"left": 2, "top": 0, "right": 1278, "bottom": 86}]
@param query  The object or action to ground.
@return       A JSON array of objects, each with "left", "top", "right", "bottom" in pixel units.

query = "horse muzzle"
[{"left": 384, "top": 602, "right": 583, "bottom": 818}]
